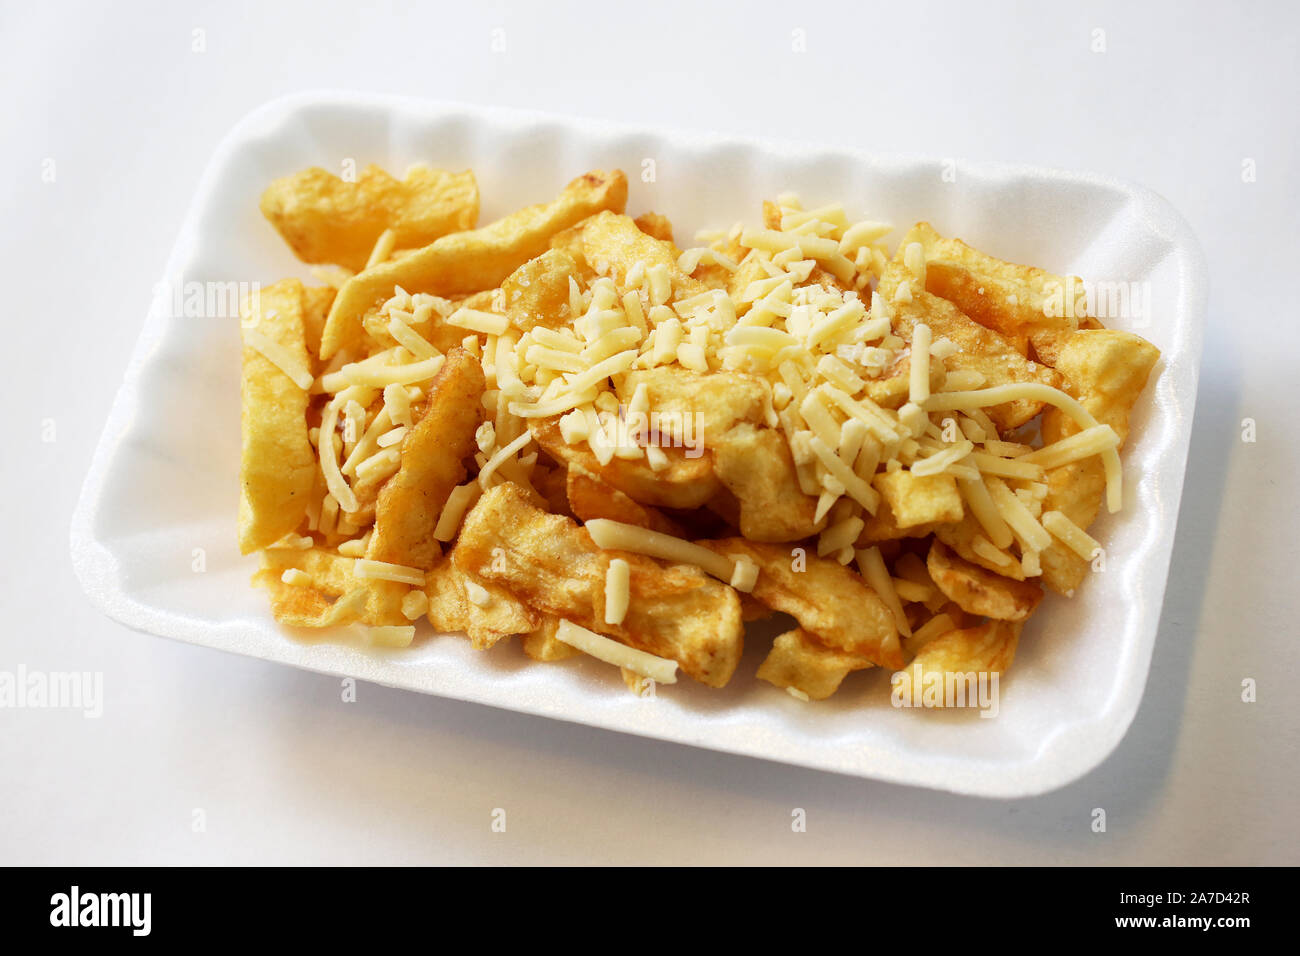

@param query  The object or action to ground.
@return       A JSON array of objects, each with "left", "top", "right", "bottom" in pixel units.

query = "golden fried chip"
[
  {"left": 301, "top": 284, "right": 337, "bottom": 363},
  {"left": 633, "top": 211, "right": 674, "bottom": 243},
  {"left": 897, "top": 222, "right": 1084, "bottom": 365},
  {"left": 546, "top": 220, "right": 598, "bottom": 278},
  {"left": 238, "top": 279, "right": 317, "bottom": 554},
  {"left": 887, "top": 286, "right": 1063, "bottom": 431},
  {"left": 1037, "top": 459, "right": 1106, "bottom": 594},
  {"left": 425, "top": 554, "right": 539, "bottom": 649},
  {"left": 934, "top": 512, "right": 1029, "bottom": 581},
  {"left": 616, "top": 366, "right": 819, "bottom": 539},
  {"left": 926, "top": 540, "right": 1043, "bottom": 622},
  {"left": 620, "top": 366, "right": 768, "bottom": 441},
  {"left": 260, "top": 164, "right": 479, "bottom": 272},
  {"left": 697, "top": 538, "right": 903, "bottom": 669},
  {"left": 580, "top": 210, "right": 703, "bottom": 299},
  {"left": 712, "top": 424, "right": 824, "bottom": 541},
  {"left": 872, "top": 470, "right": 963, "bottom": 529},
  {"left": 893, "top": 551, "right": 946, "bottom": 612},
  {"left": 862, "top": 348, "right": 947, "bottom": 410},
  {"left": 520, "top": 617, "right": 581, "bottom": 662},
  {"left": 529, "top": 416, "right": 720, "bottom": 509},
  {"left": 756, "top": 627, "right": 875, "bottom": 700},
  {"left": 500, "top": 248, "right": 579, "bottom": 332},
  {"left": 321, "top": 170, "right": 627, "bottom": 359},
  {"left": 891, "top": 619, "right": 1021, "bottom": 707},
  {"left": 255, "top": 548, "right": 408, "bottom": 627},
  {"left": 454, "top": 483, "right": 744, "bottom": 686},
  {"left": 1044, "top": 329, "right": 1161, "bottom": 446},
  {"left": 565, "top": 464, "right": 684, "bottom": 536},
  {"left": 1036, "top": 329, "right": 1159, "bottom": 594},
  {"left": 856, "top": 495, "right": 939, "bottom": 545},
  {"left": 367, "top": 348, "right": 485, "bottom": 570}
]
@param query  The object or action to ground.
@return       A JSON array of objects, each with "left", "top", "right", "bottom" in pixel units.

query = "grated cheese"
[
  {"left": 957, "top": 476, "right": 1015, "bottom": 550},
  {"left": 464, "top": 579, "right": 492, "bottom": 607},
  {"left": 985, "top": 476, "right": 1053, "bottom": 552},
  {"left": 401, "top": 590, "right": 429, "bottom": 620},
  {"left": 923, "top": 383, "right": 1123, "bottom": 512},
  {"left": 318, "top": 401, "right": 359, "bottom": 513},
  {"left": 1042, "top": 510, "right": 1103, "bottom": 562},
  {"left": 358, "top": 625, "right": 416, "bottom": 648},
  {"left": 554, "top": 619, "right": 679, "bottom": 684},
  {"left": 321, "top": 354, "right": 445, "bottom": 392},
  {"left": 908, "top": 322, "right": 932, "bottom": 404},
  {"left": 354, "top": 558, "right": 426, "bottom": 587},
  {"left": 434, "top": 482, "right": 483, "bottom": 542},
  {"left": 856, "top": 546, "right": 910, "bottom": 638},
  {"left": 1018, "top": 424, "right": 1120, "bottom": 471},
  {"left": 817, "top": 515, "right": 865, "bottom": 557},
  {"left": 584, "top": 519, "right": 735, "bottom": 583},
  {"left": 477, "top": 430, "right": 533, "bottom": 490},
  {"left": 604, "top": 558, "right": 631, "bottom": 625},
  {"left": 243, "top": 328, "right": 314, "bottom": 390},
  {"left": 447, "top": 307, "right": 508, "bottom": 336}
]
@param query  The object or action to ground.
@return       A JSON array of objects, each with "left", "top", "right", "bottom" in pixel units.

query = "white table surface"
[{"left": 3, "top": 0, "right": 1297, "bottom": 865}]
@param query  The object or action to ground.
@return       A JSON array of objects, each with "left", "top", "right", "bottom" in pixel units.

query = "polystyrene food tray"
[{"left": 71, "top": 91, "right": 1206, "bottom": 796}]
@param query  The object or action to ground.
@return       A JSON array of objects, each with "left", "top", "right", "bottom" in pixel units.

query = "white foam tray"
[{"left": 71, "top": 91, "right": 1206, "bottom": 796}]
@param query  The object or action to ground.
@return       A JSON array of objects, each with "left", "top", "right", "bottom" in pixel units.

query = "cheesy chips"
[{"left": 239, "top": 162, "right": 1160, "bottom": 705}]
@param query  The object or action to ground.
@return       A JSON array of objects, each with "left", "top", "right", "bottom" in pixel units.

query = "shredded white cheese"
[{"left": 554, "top": 619, "right": 678, "bottom": 684}]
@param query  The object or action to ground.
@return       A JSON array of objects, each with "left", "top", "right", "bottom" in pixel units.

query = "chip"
[
  {"left": 756, "top": 627, "right": 875, "bottom": 700},
  {"left": 301, "top": 284, "right": 338, "bottom": 362},
  {"left": 580, "top": 210, "right": 702, "bottom": 300},
  {"left": 254, "top": 548, "right": 408, "bottom": 627},
  {"left": 926, "top": 540, "right": 1043, "bottom": 621},
  {"left": 529, "top": 415, "right": 720, "bottom": 509},
  {"left": 885, "top": 283, "right": 1064, "bottom": 431},
  {"left": 520, "top": 617, "right": 582, "bottom": 662},
  {"left": 238, "top": 280, "right": 317, "bottom": 554},
  {"left": 856, "top": 495, "right": 939, "bottom": 545},
  {"left": 565, "top": 464, "right": 685, "bottom": 536},
  {"left": 1036, "top": 329, "right": 1160, "bottom": 593},
  {"left": 425, "top": 553, "right": 539, "bottom": 649},
  {"left": 260, "top": 164, "right": 479, "bottom": 272},
  {"left": 619, "top": 366, "right": 768, "bottom": 444},
  {"left": 633, "top": 211, "right": 675, "bottom": 243},
  {"left": 712, "top": 423, "right": 825, "bottom": 541},
  {"left": 697, "top": 539, "right": 904, "bottom": 669},
  {"left": 934, "top": 511, "right": 1029, "bottom": 581},
  {"left": 891, "top": 619, "right": 1021, "bottom": 707},
  {"left": 453, "top": 483, "right": 744, "bottom": 686},
  {"left": 895, "top": 222, "right": 1084, "bottom": 365},
  {"left": 500, "top": 248, "right": 580, "bottom": 332},
  {"left": 872, "top": 470, "right": 963, "bottom": 529},
  {"left": 320, "top": 170, "right": 628, "bottom": 360},
  {"left": 367, "top": 348, "right": 485, "bottom": 570},
  {"left": 1045, "top": 329, "right": 1161, "bottom": 447}
]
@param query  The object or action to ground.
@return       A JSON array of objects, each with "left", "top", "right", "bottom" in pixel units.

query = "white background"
[{"left": 3, "top": 0, "right": 1297, "bottom": 864}]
